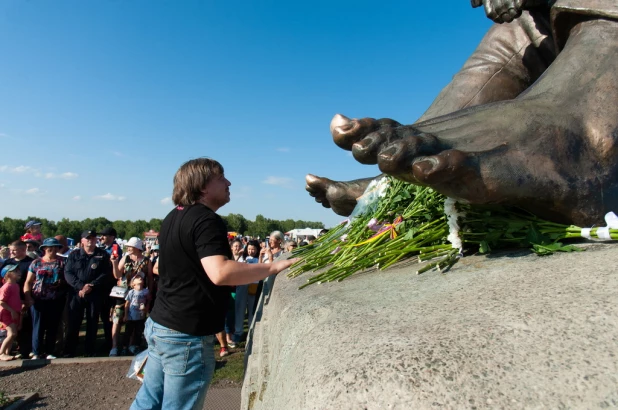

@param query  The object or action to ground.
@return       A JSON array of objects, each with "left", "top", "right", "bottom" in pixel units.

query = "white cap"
[{"left": 126, "top": 237, "right": 144, "bottom": 251}]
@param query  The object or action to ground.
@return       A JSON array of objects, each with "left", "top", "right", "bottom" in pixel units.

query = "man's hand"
[
  {"left": 79, "top": 284, "right": 93, "bottom": 298},
  {"left": 269, "top": 258, "right": 300, "bottom": 275},
  {"left": 10, "top": 309, "right": 19, "bottom": 320},
  {"left": 259, "top": 247, "right": 272, "bottom": 262}
]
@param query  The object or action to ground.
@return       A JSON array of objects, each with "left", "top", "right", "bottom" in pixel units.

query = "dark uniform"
[
  {"left": 64, "top": 246, "right": 112, "bottom": 356},
  {"left": 99, "top": 240, "right": 122, "bottom": 351}
]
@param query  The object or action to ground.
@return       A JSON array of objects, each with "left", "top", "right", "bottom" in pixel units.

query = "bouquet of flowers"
[{"left": 288, "top": 176, "right": 618, "bottom": 289}]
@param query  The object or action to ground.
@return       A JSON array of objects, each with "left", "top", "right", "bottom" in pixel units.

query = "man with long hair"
[{"left": 131, "top": 158, "right": 296, "bottom": 410}]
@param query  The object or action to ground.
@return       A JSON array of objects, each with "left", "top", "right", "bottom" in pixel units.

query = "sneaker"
[
  {"left": 13, "top": 353, "right": 22, "bottom": 360},
  {"left": 219, "top": 347, "right": 229, "bottom": 358},
  {"left": 28, "top": 352, "right": 35, "bottom": 358},
  {"left": 46, "top": 354, "right": 57, "bottom": 360},
  {"left": 109, "top": 348, "right": 119, "bottom": 357},
  {"left": 128, "top": 345, "right": 139, "bottom": 355},
  {"left": 120, "top": 348, "right": 129, "bottom": 356},
  {"left": 228, "top": 342, "right": 237, "bottom": 349},
  {"left": 31, "top": 355, "right": 40, "bottom": 360}
]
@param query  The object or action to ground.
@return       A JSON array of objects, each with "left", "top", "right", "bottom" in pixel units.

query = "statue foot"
[
  {"left": 329, "top": 20, "right": 618, "bottom": 226},
  {"left": 305, "top": 175, "right": 375, "bottom": 217}
]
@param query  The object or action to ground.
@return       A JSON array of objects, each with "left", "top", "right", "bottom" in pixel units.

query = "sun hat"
[
  {"left": 1, "top": 264, "right": 19, "bottom": 278},
  {"left": 126, "top": 237, "right": 144, "bottom": 251},
  {"left": 40, "top": 238, "right": 62, "bottom": 250},
  {"left": 24, "top": 220, "right": 42, "bottom": 229}
]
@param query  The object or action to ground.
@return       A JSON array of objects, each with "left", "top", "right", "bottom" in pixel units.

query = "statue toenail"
[
  {"left": 414, "top": 158, "right": 436, "bottom": 174},
  {"left": 330, "top": 114, "right": 352, "bottom": 134},
  {"left": 380, "top": 146, "right": 398, "bottom": 157}
]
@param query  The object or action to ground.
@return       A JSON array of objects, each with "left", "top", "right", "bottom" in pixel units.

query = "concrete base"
[
  {"left": 5, "top": 393, "right": 39, "bottom": 410},
  {"left": 242, "top": 243, "right": 618, "bottom": 409}
]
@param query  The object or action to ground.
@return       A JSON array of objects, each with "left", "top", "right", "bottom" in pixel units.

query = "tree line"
[{"left": 0, "top": 214, "right": 325, "bottom": 245}]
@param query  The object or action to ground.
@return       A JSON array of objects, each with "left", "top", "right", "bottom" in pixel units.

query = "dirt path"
[{"left": 0, "top": 361, "right": 241, "bottom": 409}]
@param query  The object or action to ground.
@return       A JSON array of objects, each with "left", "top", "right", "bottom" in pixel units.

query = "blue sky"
[{"left": 0, "top": 0, "right": 492, "bottom": 228}]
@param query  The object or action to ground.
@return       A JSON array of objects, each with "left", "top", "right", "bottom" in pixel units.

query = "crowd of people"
[{"left": 0, "top": 219, "right": 312, "bottom": 361}]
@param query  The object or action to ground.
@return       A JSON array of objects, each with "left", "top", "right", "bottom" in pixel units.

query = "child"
[
  {"left": 21, "top": 220, "right": 43, "bottom": 244},
  {"left": 122, "top": 276, "right": 149, "bottom": 355},
  {"left": 0, "top": 265, "right": 22, "bottom": 361}
]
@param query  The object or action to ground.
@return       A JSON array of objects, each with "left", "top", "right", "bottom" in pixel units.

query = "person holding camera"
[{"left": 23, "top": 238, "right": 66, "bottom": 359}]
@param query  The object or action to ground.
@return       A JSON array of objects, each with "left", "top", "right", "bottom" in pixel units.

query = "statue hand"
[{"left": 478, "top": 0, "right": 524, "bottom": 23}]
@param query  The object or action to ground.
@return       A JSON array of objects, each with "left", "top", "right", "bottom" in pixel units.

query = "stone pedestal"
[{"left": 242, "top": 243, "right": 618, "bottom": 409}]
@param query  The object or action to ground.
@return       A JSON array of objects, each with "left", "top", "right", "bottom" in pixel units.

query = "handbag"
[{"left": 110, "top": 285, "right": 129, "bottom": 299}]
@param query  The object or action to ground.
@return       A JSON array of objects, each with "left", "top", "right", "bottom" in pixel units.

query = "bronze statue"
[{"left": 306, "top": 0, "right": 618, "bottom": 226}]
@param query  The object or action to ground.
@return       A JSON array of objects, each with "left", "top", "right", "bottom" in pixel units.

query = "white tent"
[{"left": 285, "top": 228, "right": 326, "bottom": 240}]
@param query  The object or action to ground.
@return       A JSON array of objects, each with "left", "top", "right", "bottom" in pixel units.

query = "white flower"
[{"left": 444, "top": 197, "right": 464, "bottom": 251}]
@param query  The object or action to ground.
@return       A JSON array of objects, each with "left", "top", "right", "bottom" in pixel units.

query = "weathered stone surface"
[{"left": 242, "top": 243, "right": 618, "bottom": 409}]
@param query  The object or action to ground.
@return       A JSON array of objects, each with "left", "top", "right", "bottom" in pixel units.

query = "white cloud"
[
  {"left": 25, "top": 188, "right": 42, "bottom": 195},
  {"left": 160, "top": 197, "right": 172, "bottom": 205},
  {"left": 0, "top": 133, "right": 8, "bottom": 138},
  {"left": 262, "top": 176, "right": 295, "bottom": 188},
  {"left": 0, "top": 166, "right": 78, "bottom": 180},
  {"left": 43, "top": 171, "right": 79, "bottom": 180},
  {"left": 13, "top": 165, "right": 34, "bottom": 173},
  {"left": 112, "top": 151, "right": 124, "bottom": 157},
  {"left": 73, "top": 195, "right": 81, "bottom": 201},
  {"left": 94, "top": 193, "right": 126, "bottom": 201},
  {"left": 0, "top": 165, "right": 36, "bottom": 174},
  {"left": 276, "top": 147, "right": 290, "bottom": 152}
]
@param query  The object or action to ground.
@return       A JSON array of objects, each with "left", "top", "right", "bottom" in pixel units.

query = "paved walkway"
[{"left": 204, "top": 387, "right": 242, "bottom": 410}]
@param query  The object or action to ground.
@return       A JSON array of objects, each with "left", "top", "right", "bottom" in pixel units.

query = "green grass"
[
  {"left": 212, "top": 343, "right": 246, "bottom": 384},
  {"left": 0, "top": 391, "right": 17, "bottom": 409}
]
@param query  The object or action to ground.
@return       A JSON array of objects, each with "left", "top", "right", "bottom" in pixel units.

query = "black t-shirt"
[{"left": 150, "top": 204, "right": 233, "bottom": 336}]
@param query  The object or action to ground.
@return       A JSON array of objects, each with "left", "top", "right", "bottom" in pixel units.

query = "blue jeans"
[
  {"left": 223, "top": 293, "right": 235, "bottom": 336},
  {"left": 233, "top": 285, "right": 256, "bottom": 343},
  {"left": 130, "top": 318, "right": 216, "bottom": 410}
]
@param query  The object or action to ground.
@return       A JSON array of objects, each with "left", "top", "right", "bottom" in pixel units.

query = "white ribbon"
[
  {"left": 596, "top": 227, "right": 612, "bottom": 240},
  {"left": 605, "top": 212, "right": 618, "bottom": 229},
  {"left": 581, "top": 228, "right": 592, "bottom": 239}
]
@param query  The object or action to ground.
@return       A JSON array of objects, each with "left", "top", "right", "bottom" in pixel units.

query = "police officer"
[
  {"left": 63, "top": 230, "right": 112, "bottom": 357},
  {"left": 98, "top": 227, "right": 122, "bottom": 351}
]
